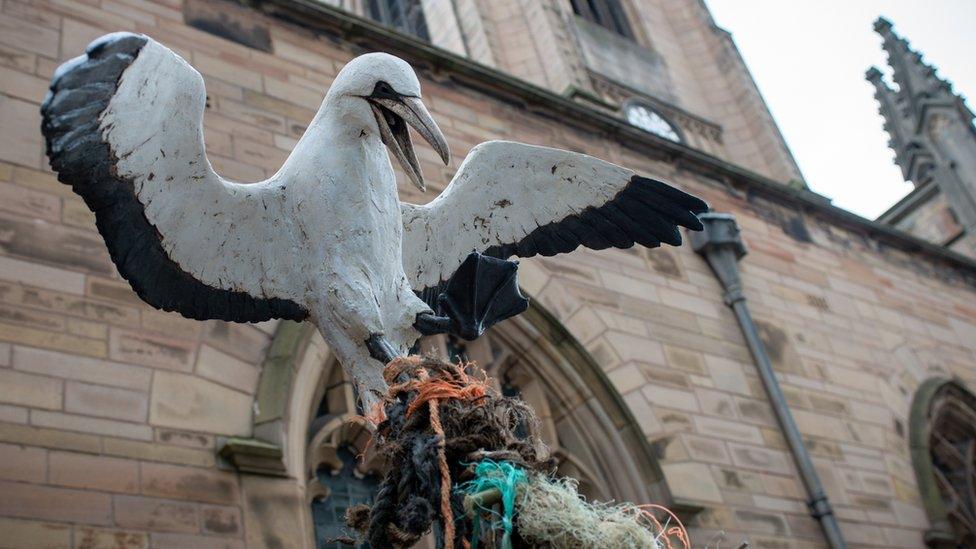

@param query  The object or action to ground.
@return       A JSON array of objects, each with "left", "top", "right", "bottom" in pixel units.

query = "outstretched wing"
[
  {"left": 41, "top": 33, "right": 306, "bottom": 322},
  {"left": 401, "top": 140, "right": 707, "bottom": 297}
]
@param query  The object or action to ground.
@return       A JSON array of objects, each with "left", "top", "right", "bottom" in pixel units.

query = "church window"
[
  {"left": 910, "top": 378, "right": 976, "bottom": 547},
  {"left": 570, "top": 0, "right": 634, "bottom": 39},
  {"left": 364, "top": 0, "right": 430, "bottom": 41},
  {"left": 625, "top": 102, "right": 682, "bottom": 143}
]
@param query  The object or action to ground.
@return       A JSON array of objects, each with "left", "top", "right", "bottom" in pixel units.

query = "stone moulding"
[{"left": 908, "top": 377, "right": 976, "bottom": 548}]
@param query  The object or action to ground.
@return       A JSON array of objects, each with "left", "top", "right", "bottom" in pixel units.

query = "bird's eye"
[{"left": 373, "top": 81, "right": 397, "bottom": 98}]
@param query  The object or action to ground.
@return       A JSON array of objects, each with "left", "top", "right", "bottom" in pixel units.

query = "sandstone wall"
[{"left": 0, "top": 1, "right": 975, "bottom": 548}]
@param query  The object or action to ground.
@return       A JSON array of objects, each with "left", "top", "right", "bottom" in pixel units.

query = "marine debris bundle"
[{"left": 341, "top": 355, "right": 689, "bottom": 549}]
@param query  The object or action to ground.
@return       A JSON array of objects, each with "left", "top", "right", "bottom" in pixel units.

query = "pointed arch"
[
  {"left": 226, "top": 299, "right": 683, "bottom": 546},
  {"left": 909, "top": 377, "right": 976, "bottom": 548}
]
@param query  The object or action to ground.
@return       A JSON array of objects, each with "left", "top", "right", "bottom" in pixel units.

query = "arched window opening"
[
  {"left": 308, "top": 365, "right": 383, "bottom": 549},
  {"left": 910, "top": 378, "right": 976, "bottom": 548},
  {"left": 570, "top": 0, "right": 634, "bottom": 39},
  {"left": 624, "top": 101, "right": 682, "bottom": 143},
  {"left": 365, "top": 0, "right": 430, "bottom": 41}
]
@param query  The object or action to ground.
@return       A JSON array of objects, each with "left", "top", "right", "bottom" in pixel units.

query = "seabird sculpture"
[{"left": 41, "top": 33, "right": 708, "bottom": 409}]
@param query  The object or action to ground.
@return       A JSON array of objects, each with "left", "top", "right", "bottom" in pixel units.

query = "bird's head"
[{"left": 330, "top": 52, "right": 449, "bottom": 192}]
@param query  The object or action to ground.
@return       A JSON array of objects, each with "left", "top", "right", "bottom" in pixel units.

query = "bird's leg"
[
  {"left": 365, "top": 333, "right": 400, "bottom": 365},
  {"left": 414, "top": 312, "right": 452, "bottom": 336}
]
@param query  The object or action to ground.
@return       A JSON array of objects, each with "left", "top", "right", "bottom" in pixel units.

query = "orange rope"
[
  {"left": 638, "top": 503, "right": 691, "bottom": 549},
  {"left": 429, "top": 395, "right": 455, "bottom": 549}
]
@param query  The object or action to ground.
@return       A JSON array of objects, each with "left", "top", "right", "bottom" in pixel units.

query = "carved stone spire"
[
  {"left": 874, "top": 17, "right": 958, "bottom": 118},
  {"left": 865, "top": 66, "right": 934, "bottom": 184},
  {"left": 870, "top": 17, "right": 976, "bottom": 253}
]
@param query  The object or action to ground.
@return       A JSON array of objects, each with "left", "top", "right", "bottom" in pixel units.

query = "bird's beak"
[{"left": 369, "top": 95, "right": 449, "bottom": 192}]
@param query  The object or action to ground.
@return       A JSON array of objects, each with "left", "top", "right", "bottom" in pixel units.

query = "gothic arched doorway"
[{"left": 300, "top": 302, "right": 671, "bottom": 547}]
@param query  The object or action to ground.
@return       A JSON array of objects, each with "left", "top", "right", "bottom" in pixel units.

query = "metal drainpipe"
[{"left": 691, "top": 213, "right": 846, "bottom": 549}]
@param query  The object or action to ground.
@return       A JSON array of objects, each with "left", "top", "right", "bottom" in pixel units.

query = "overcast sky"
[{"left": 703, "top": 0, "right": 976, "bottom": 219}]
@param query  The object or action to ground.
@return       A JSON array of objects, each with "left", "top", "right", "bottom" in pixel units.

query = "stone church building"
[{"left": 1, "top": 0, "right": 975, "bottom": 547}]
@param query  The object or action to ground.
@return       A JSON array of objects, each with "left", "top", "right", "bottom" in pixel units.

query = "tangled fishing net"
[{"left": 341, "top": 355, "right": 689, "bottom": 549}]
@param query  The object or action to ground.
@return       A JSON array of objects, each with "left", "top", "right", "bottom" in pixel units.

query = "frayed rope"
[{"left": 458, "top": 460, "right": 527, "bottom": 549}]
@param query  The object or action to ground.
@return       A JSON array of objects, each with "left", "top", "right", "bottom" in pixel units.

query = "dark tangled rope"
[{"left": 342, "top": 356, "right": 554, "bottom": 548}]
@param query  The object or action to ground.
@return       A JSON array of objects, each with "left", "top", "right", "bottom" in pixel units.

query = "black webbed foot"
[{"left": 415, "top": 251, "right": 529, "bottom": 340}]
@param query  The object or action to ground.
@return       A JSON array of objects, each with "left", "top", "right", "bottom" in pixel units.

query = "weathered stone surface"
[
  {"left": 141, "top": 463, "right": 240, "bottom": 506},
  {"left": 0, "top": 480, "right": 112, "bottom": 525},
  {"left": 660, "top": 462, "right": 723, "bottom": 503},
  {"left": 13, "top": 347, "right": 151, "bottom": 391},
  {"left": 73, "top": 527, "right": 149, "bottom": 549},
  {"left": 114, "top": 495, "right": 200, "bottom": 533},
  {"left": 109, "top": 330, "right": 197, "bottom": 372},
  {"left": 49, "top": 452, "right": 139, "bottom": 493},
  {"left": 0, "top": 516, "right": 72, "bottom": 549},
  {"left": 0, "top": 441, "right": 46, "bottom": 482},
  {"left": 65, "top": 381, "right": 148, "bottom": 422},
  {"left": 241, "top": 475, "right": 311, "bottom": 548},
  {"left": 149, "top": 371, "right": 252, "bottom": 436}
]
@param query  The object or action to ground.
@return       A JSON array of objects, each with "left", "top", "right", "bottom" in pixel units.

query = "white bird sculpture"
[{"left": 41, "top": 33, "right": 707, "bottom": 410}]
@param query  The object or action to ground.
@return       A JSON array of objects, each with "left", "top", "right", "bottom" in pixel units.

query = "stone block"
[
  {"left": 606, "top": 363, "right": 645, "bottom": 394},
  {"left": 241, "top": 475, "right": 312, "bottom": 549},
  {"left": 0, "top": 403, "right": 28, "bottom": 424},
  {"left": 141, "top": 463, "right": 240, "bottom": 506},
  {"left": 14, "top": 347, "right": 152, "bottom": 391},
  {"left": 195, "top": 345, "right": 259, "bottom": 394},
  {"left": 694, "top": 416, "right": 764, "bottom": 445},
  {"left": 149, "top": 371, "right": 253, "bottom": 436},
  {"left": 728, "top": 443, "right": 793, "bottom": 475},
  {"left": 714, "top": 467, "right": 763, "bottom": 493},
  {"left": 113, "top": 495, "right": 199, "bottom": 533},
  {"left": 73, "top": 527, "right": 148, "bottom": 549},
  {"left": 0, "top": 282, "right": 140, "bottom": 326},
  {"left": 102, "top": 438, "right": 216, "bottom": 468},
  {"left": 682, "top": 433, "right": 731, "bottom": 464},
  {"left": 200, "top": 505, "right": 242, "bottom": 536},
  {"left": 643, "top": 384, "right": 700, "bottom": 412},
  {"left": 660, "top": 462, "right": 723, "bottom": 503},
  {"left": 0, "top": 257, "right": 86, "bottom": 295},
  {"left": 148, "top": 533, "right": 244, "bottom": 549},
  {"left": 31, "top": 410, "right": 153, "bottom": 441},
  {"left": 0, "top": 13, "right": 58, "bottom": 57},
  {"left": 0, "top": 321, "right": 106, "bottom": 358},
  {"left": 0, "top": 422, "right": 101, "bottom": 454},
  {"left": 65, "top": 381, "right": 148, "bottom": 422},
  {"left": 704, "top": 355, "right": 752, "bottom": 395},
  {"left": 0, "top": 213, "right": 114, "bottom": 275},
  {"left": 155, "top": 429, "right": 214, "bottom": 450},
  {"left": 732, "top": 509, "right": 788, "bottom": 536},
  {"left": 49, "top": 451, "right": 139, "bottom": 493},
  {"left": 664, "top": 345, "right": 707, "bottom": 375},
  {"left": 0, "top": 516, "right": 72, "bottom": 549},
  {"left": 0, "top": 441, "right": 46, "bottom": 482},
  {"left": 0, "top": 182, "right": 60, "bottom": 221},
  {"left": 201, "top": 321, "right": 270, "bottom": 364},
  {"left": 109, "top": 329, "right": 197, "bottom": 372},
  {"left": 605, "top": 331, "right": 665, "bottom": 365},
  {"left": 0, "top": 479, "right": 112, "bottom": 525},
  {"left": 0, "top": 368, "right": 63, "bottom": 409}
]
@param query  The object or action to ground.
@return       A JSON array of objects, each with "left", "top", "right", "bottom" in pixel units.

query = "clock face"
[{"left": 625, "top": 104, "right": 681, "bottom": 143}]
